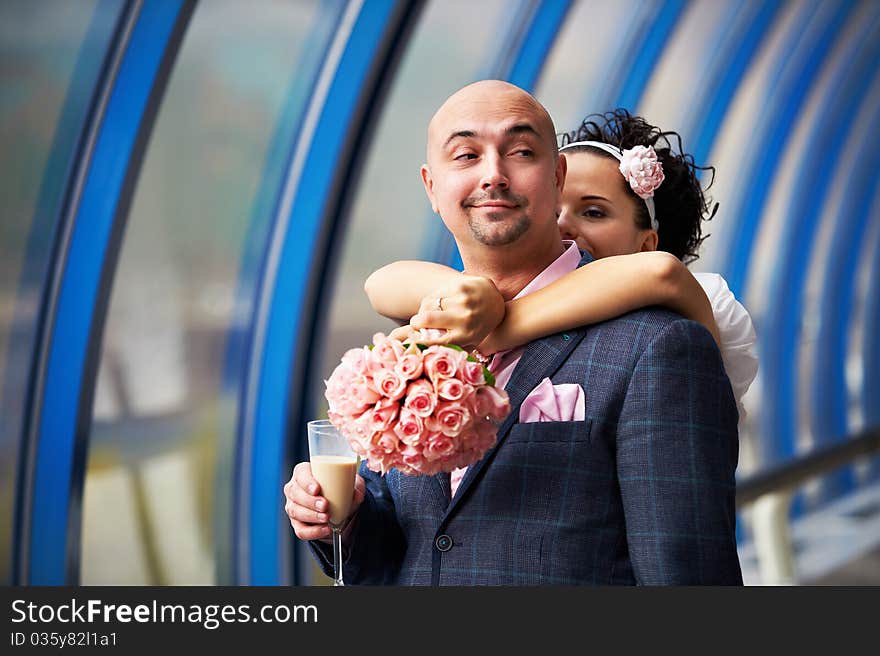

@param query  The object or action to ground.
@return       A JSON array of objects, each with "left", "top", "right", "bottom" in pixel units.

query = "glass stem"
[{"left": 331, "top": 527, "right": 344, "bottom": 586}]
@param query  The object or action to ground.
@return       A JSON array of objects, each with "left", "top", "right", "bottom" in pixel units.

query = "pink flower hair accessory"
[{"left": 617, "top": 145, "right": 665, "bottom": 200}]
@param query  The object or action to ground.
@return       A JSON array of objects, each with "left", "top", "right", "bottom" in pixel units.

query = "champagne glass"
[{"left": 307, "top": 419, "right": 358, "bottom": 586}]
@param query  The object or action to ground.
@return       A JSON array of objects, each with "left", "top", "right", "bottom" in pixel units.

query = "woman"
[{"left": 366, "top": 109, "right": 757, "bottom": 418}]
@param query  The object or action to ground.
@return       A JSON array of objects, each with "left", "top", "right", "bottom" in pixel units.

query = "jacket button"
[{"left": 435, "top": 534, "right": 453, "bottom": 552}]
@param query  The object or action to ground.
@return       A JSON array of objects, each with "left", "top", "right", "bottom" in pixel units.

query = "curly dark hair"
[{"left": 558, "top": 109, "right": 718, "bottom": 264}]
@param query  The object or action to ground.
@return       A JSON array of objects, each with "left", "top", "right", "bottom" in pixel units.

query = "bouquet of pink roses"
[{"left": 324, "top": 332, "right": 510, "bottom": 476}]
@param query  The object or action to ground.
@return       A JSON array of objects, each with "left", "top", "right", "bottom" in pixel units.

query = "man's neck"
[{"left": 461, "top": 236, "right": 566, "bottom": 301}]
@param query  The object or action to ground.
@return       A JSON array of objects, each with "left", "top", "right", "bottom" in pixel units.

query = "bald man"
[{"left": 287, "top": 80, "right": 742, "bottom": 585}]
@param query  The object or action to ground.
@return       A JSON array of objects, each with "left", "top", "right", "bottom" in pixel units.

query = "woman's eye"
[{"left": 582, "top": 207, "right": 606, "bottom": 218}]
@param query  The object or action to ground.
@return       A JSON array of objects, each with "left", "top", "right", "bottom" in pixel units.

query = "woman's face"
[{"left": 557, "top": 151, "right": 656, "bottom": 259}]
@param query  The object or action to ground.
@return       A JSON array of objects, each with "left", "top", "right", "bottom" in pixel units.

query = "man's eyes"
[
  {"left": 450, "top": 147, "right": 535, "bottom": 161},
  {"left": 511, "top": 147, "right": 534, "bottom": 157}
]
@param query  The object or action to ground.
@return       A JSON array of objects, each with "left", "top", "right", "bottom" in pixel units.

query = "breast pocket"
[
  {"left": 506, "top": 418, "right": 592, "bottom": 444},
  {"left": 486, "top": 418, "right": 595, "bottom": 519}
]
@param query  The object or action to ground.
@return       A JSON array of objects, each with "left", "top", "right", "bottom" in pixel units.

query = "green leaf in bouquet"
[
  {"left": 403, "top": 342, "right": 429, "bottom": 351},
  {"left": 443, "top": 344, "right": 466, "bottom": 352},
  {"left": 483, "top": 367, "right": 495, "bottom": 386}
]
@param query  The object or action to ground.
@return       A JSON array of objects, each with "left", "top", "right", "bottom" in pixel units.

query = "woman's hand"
[{"left": 396, "top": 275, "right": 505, "bottom": 350}]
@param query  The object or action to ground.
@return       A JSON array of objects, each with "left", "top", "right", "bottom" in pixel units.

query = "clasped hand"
[{"left": 388, "top": 275, "right": 505, "bottom": 351}]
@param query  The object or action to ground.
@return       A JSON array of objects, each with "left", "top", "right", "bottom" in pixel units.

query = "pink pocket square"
[{"left": 519, "top": 377, "right": 585, "bottom": 423}]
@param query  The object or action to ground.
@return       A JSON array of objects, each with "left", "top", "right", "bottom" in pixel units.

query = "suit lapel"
[
  {"left": 432, "top": 471, "right": 451, "bottom": 502},
  {"left": 441, "top": 327, "right": 588, "bottom": 521}
]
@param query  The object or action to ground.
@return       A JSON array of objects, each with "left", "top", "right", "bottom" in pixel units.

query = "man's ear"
[
  {"left": 555, "top": 153, "right": 567, "bottom": 199},
  {"left": 638, "top": 230, "right": 659, "bottom": 252},
  {"left": 420, "top": 164, "right": 438, "bottom": 213}
]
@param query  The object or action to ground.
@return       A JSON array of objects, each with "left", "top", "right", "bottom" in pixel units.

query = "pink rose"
[
  {"left": 400, "top": 444, "right": 424, "bottom": 473},
  {"left": 341, "top": 347, "right": 369, "bottom": 375},
  {"left": 350, "top": 374, "right": 381, "bottom": 407},
  {"left": 373, "top": 335, "right": 404, "bottom": 363},
  {"left": 395, "top": 351, "right": 424, "bottom": 381},
  {"left": 345, "top": 412, "right": 374, "bottom": 448},
  {"left": 460, "top": 361, "right": 487, "bottom": 386},
  {"left": 367, "top": 398, "right": 399, "bottom": 432},
  {"left": 423, "top": 433, "right": 456, "bottom": 461},
  {"left": 404, "top": 379, "right": 437, "bottom": 417},
  {"left": 393, "top": 407, "right": 424, "bottom": 446},
  {"left": 618, "top": 145, "right": 664, "bottom": 199},
  {"left": 432, "top": 400, "right": 471, "bottom": 437},
  {"left": 375, "top": 429, "right": 400, "bottom": 455},
  {"left": 436, "top": 377, "right": 468, "bottom": 402},
  {"left": 373, "top": 369, "right": 407, "bottom": 401},
  {"left": 423, "top": 347, "right": 459, "bottom": 382},
  {"left": 474, "top": 385, "right": 510, "bottom": 421},
  {"left": 324, "top": 363, "right": 355, "bottom": 404}
]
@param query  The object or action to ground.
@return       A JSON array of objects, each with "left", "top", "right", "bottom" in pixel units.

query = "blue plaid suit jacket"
[{"left": 311, "top": 288, "right": 742, "bottom": 585}]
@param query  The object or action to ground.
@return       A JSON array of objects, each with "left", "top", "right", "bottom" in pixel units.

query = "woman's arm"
[
  {"left": 364, "top": 261, "right": 464, "bottom": 321},
  {"left": 476, "top": 251, "right": 720, "bottom": 353},
  {"left": 367, "top": 252, "right": 719, "bottom": 352},
  {"left": 365, "top": 261, "right": 505, "bottom": 348}
]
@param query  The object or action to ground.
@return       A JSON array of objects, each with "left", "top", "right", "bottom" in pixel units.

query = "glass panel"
[
  {"left": 311, "top": 0, "right": 516, "bottom": 584},
  {"left": 0, "top": 0, "right": 107, "bottom": 585},
  {"left": 536, "top": 0, "right": 659, "bottom": 134},
  {"left": 80, "top": 0, "right": 342, "bottom": 584}
]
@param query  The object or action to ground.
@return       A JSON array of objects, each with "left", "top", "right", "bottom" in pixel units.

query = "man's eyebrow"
[
  {"left": 443, "top": 130, "right": 476, "bottom": 148},
  {"left": 505, "top": 123, "right": 541, "bottom": 139}
]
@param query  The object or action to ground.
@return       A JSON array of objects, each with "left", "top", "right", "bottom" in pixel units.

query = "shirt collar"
[{"left": 511, "top": 240, "right": 581, "bottom": 301}]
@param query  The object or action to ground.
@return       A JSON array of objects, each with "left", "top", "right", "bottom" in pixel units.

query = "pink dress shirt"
[{"left": 450, "top": 240, "right": 582, "bottom": 497}]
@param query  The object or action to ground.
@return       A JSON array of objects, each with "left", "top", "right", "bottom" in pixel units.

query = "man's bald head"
[
  {"left": 426, "top": 80, "right": 558, "bottom": 165},
  {"left": 419, "top": 79, "right": 566, "bottom": 286}
]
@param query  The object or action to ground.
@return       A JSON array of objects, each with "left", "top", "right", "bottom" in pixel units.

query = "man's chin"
[{"left": 466, "top": 214, "right": 530, "bottom": 247}]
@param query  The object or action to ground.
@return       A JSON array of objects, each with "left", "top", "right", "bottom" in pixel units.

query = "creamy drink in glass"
[
  {"left": 307, "top": 419, "right": 358, "bottom": 586},
  {"left": 309, "top": 455, "right": 358, "bottom": 526}
]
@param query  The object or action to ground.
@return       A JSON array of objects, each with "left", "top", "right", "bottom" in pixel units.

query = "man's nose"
[
  {"left": 557, "top": 211, "right": 576, "bottom": 240},
  {"left": 480, "top": 154, "right": 509, "bottom": 190}
]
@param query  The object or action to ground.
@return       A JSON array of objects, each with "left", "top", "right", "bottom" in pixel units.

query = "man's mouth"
[{"left": 471, "top": 201, "right": 517, "bottom": 209}]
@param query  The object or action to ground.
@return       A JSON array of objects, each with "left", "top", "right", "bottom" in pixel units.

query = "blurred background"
[{"left": 1, "top": 0, "right": 878, "bottom": 586}]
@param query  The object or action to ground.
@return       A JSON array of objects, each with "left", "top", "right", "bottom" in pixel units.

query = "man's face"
[{"left": 421, "top": 84, "right": 565, "bottom": 251}]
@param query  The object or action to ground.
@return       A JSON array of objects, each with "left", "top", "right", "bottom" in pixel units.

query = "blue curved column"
[
  {"left": 759, "top": 16, "right": 880, "bottom": 506},
  {"left": 246, "top": 0, "right": 422, "bottom": 585},
  {"left": 684, "top": 0, "right": 781, "bottom": 170},
  {"left": 505, "top": 0, "right": 572, "bottom": 91},
  {"left": 719, "top": 0, "right": 857, "bottom": 296},
  {"left": 224, "top": 1, "right": 346, "bottom": 585},
  {"left": 810, "top": 98, "right": 880, "bottom": 476},
  {"left": 611, "top": 0, "right": 687, "bottom": 111},
  {"left": 27, "top": 0, "right": 193, "bottom": 585},
  {"left": 5, "top": 0, "right": 126, "bottom": 586}
]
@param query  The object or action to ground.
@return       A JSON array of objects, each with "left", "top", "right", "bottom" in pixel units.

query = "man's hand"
[
  {"left": 283, "top": 462, "right": 365, "bottom": 542},
  {"left": 403, "top": 275, "right": 505, "bottom": 349}
]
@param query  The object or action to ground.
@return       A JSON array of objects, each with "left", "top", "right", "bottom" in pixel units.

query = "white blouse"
[{"left": 693, "top": 272, "right": 759, "bottom": 423}]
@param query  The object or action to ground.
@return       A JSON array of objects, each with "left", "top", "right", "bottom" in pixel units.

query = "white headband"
[{"left": 559, "top": 140, "right": 660, "bottom": 230}]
